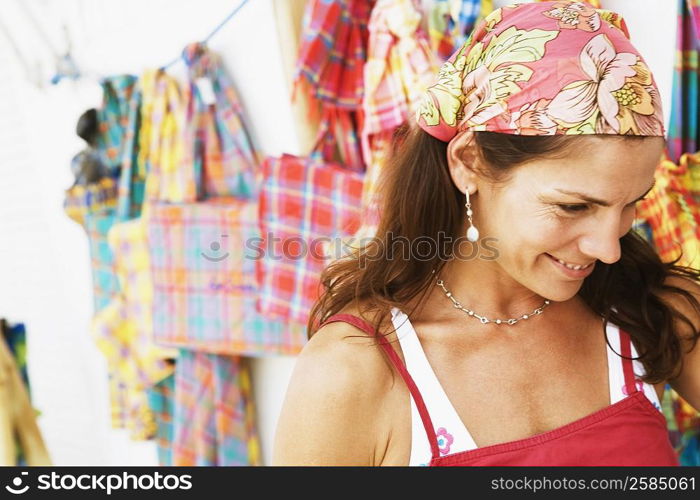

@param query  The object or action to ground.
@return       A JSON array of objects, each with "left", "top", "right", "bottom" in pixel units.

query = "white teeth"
[{"left": 555, "top": 257, "right": 589, "bottom": 271}]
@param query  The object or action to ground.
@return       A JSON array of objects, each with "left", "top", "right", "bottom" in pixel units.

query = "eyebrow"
[{"left": 553, "top": 180, "right": 656, "bottom": 207}]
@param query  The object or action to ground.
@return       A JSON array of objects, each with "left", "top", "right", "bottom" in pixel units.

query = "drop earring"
[{"left": 465, "top": 190, "right": 479, "bottom": 242}]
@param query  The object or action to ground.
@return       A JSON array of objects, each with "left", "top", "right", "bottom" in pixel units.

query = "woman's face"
[{"left": 474, "top": 137, "right": 665, "bottom": 303}]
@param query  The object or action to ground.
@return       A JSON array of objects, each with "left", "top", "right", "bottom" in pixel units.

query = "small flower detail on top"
[
  {"left": 436, "top": 427, "right": 454, "bottom": 455},
  {"left": 546, "top": 34, "right": 661, "bottom": 135},
  {"left": 543, "top": 2, "right": 602, "bottom": 32}
]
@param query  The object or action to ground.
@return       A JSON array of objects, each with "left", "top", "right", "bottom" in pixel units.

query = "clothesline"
[{"left": 159, "top": 0, "right": 252, "bottom": 71}]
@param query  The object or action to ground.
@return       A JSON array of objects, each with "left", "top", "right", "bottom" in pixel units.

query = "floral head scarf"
[{"left": 416, "top": 1, "right": 665, "bottom": 142}]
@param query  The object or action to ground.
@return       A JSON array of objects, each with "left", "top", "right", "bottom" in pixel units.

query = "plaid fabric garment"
[
  {"left": 88, "top": 76, "right": 149, "bottom": 436},
  {"left": 429, "top": 0, "right": 481, "bottom": 62},
  {"left": 148, "top": 198, "right": 307, "bottom": 355},
  {"left": 96, "top": 75, "right": 139, "bottom": 174},
  {"left": 64, "top": 176, "right": 118, "bottom": 227},
  {"left": 147, "top": 371, "right": 175, "bottom": 466},
  {"left": 668, "top": 0, "right": 700, "bottom": 162},
  {"left": 172, "top": 351, "right": 260, "bottom": 466},
  {"left": 635, "top": 154, "right": 700, "bottom": 268},
  {"left": 362, "top": 0, "right": 438, "bottom": 138},
  {"left": 117, "top": 86, "right": 146, "bottom": 220},
  {"left": 149, "top": 198, "right": 254, "bottom": 353},
  {"left": 148, "top": 45, "right": 307, "bottom": 356},
  {"left": 92, "top": 215, "right": 177, "bottom": 441},
  {"left": 93, "top": 299, "right": 156, "bottom": 438},
  {"left": 182, "top": 43, "right": 259, "bottom": 200},
  {"left": 257, "top": 154, "right": 364, "bottom": 325},
  {"left": 294, "top": 0, "right": 374, "bottom": 109},
  {"left": 84, "top": 211, "right": 120, "bottom": 313}
]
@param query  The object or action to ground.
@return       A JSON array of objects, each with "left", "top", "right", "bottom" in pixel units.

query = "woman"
[{"left": 273, "top": 1, "right": 700, "bottom": 466}]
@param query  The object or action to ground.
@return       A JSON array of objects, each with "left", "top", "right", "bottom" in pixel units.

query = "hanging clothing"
[
  {"left": 668, "top": 0, "right": 700, "bottom": 162},
  {"left": 147, "top": 371, "right": 175, "bottom": 466},
  {"left": 0, "top": 326, "right": 50, "bottom": 465},
  {"left": 362, "top": 0, "right": 438, "bottom": 139},
  {"left": 294, "top": 0, "right": 373, "bottom": 109},
  {"left": 635, "top": 153, "right": 700, "bottom": 269},
  {"left": 172, "top": 351, "right": 260, "bottom": 466},
  {"left": 320, "top": 311, "right": 679, "bottom": 466},
  {"left": 428, "top": 0, "right": 482, "bottom": 62}
]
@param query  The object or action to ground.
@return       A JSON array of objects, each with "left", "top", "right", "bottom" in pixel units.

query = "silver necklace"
[{"left": 433, "top": 270, "right": 551, "bottom": 326}]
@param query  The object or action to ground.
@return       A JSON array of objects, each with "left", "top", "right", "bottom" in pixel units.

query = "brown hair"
[{"left": 307, "top": 124, "right": 700, "bottom": 384}]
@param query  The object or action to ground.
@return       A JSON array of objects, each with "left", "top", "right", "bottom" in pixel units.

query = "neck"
[{"left": 433, "top": 257, "right": 549, "bottom": 321}]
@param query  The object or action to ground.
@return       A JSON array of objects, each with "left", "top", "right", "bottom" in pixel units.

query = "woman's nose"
[{"left": 578, "top": 214, "right": 625, "bottom": 265}]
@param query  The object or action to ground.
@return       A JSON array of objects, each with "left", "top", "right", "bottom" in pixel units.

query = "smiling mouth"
[
  {"left": 201, "top": 252, "right": 229, "bottom": 262},
  {"left": 545, "top": 254, "right": 595, "bottom": 271}
]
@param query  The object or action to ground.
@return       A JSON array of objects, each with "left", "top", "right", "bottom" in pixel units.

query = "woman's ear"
[{"left": 446, "top": 129, "right": 479, "bottom": 194}]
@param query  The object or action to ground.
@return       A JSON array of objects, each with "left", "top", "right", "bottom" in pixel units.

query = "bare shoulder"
[{"left": 272, "top": 303, "right": 400, "bottom": 465}]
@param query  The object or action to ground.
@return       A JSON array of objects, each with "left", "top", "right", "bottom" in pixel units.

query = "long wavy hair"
[{"left": 307, "top": 124, "right": 700, "bottom": 384}]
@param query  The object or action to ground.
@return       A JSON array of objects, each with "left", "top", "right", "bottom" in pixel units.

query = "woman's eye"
[{"left": 557, "top": 204, "right": 589, "bottom": 213}]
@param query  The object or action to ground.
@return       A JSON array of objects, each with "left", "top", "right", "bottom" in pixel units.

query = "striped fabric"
[
  {"left": 147, "top": 371, "right": 175, "bottom": 466},
  {"left": 172, "top": 351, "right": 260, "bottom": 466},
  {"left": 96, "top": 75, "right": 139, "bottom": 174},
  {"left": 428, "top": 0, "right": 481, "bottom": 62},
  {"left": 690, "top": 0, "right": 700, "bottom": 34},
  {"left": 294, "top": 0, "right": 374, "bottom": 109},
  {"left": 362, "top": 0, "right": 438, "bottom": 138},
  {"left": 668, "top": 0, "right": 700, "bottom": 162},
  {"left": 257, "top": 152, "right": 365, "bottom": 325}
]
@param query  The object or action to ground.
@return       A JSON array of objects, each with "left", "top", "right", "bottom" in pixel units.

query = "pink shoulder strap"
[
  {"left": 618, "top": 327, "right": 640, "bottom": 395},
  {"left": 320, "top": 313, "right": 441, "bottom": 460}
]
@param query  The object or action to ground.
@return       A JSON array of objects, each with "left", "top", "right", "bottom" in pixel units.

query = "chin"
[{"left": 538, "top": 281, "right": 583, "bottom": 303}]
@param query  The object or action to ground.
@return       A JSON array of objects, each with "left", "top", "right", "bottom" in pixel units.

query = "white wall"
[{"left": 0, "top": 0, "right": 678, "bottom": 465}]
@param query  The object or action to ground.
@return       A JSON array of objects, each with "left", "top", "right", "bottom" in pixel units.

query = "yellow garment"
[
  {"left": 0, "top": 337, "right": 50, "bottom": 465},
  {"left": 92, "top": 70, "right": 182, "bottom": 440}
]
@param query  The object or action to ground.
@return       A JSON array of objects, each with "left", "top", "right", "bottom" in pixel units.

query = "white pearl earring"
[{"left": 465, "top": 190, "right": 479, "bottom": 242}]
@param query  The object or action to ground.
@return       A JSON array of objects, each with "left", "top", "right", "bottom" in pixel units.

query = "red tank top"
[{"left": 320, "top": 313, "right": 679, "bottom": 466}]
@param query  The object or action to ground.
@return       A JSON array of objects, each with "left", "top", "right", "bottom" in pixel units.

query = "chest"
[{"left": 375, "top": 318, "right": 660, "bottom": 465}]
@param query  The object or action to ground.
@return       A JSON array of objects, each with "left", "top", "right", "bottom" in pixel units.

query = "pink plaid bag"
[
  {"left": 148, "top": 44, "right": 306, "bottom": 356},
  {"left": 257, "top": 111, "right": 366, "bottom": 325}
]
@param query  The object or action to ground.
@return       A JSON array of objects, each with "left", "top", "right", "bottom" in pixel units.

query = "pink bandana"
[{"left": 416, "top": 1, "right": 665, "bottom": 142}]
